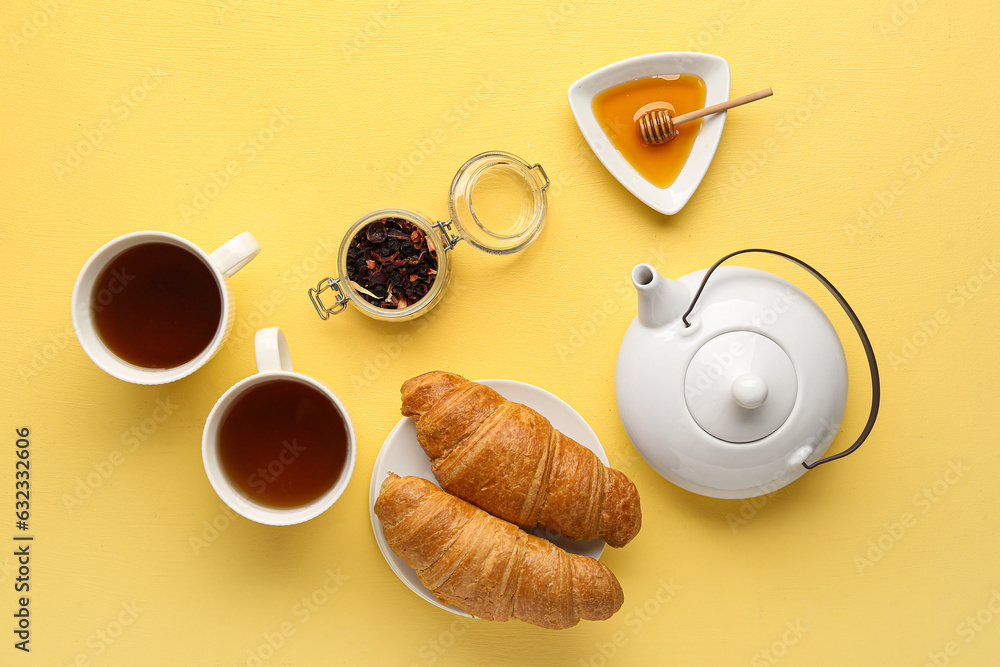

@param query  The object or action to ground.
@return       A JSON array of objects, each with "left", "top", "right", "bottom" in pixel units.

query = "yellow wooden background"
[{"left": 2, "top": 0, "right": 999, "bottom": 664}]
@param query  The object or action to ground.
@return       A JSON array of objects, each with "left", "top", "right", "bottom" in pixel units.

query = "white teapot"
[{"left": 614, "top": 250, "right": 880, "bottom": 499}]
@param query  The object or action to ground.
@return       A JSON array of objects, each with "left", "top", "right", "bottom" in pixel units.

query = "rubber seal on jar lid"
[{"left": 447, "top": 151, "right": 549, "bottom": 255}]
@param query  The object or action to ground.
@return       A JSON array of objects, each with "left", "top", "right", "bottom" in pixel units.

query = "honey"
[{"left": 592, "top": 74, "right": 706, "bottom": 188}]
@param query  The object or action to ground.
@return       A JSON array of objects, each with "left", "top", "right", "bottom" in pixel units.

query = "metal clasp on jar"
[
  {"left": 531, "top": 162, "right": 550, "bottom": 190},
  {"left": 432, "top": 219, "right": 463, "bottom": 251},
  {"left": 308, "top": 277, "right": 349, "bottom": 319}
]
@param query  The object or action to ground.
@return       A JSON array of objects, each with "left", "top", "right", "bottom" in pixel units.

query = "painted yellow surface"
[{"left": 1, "top": 0, "right": 999, "bottom": 664}]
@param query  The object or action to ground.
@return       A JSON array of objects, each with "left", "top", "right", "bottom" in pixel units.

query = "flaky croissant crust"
[
  {"left": 401, "top": 371, "right": 641, "bottom": 547},
  {"left": 374, "top": 473, "right": 624, "bottom": 629}
]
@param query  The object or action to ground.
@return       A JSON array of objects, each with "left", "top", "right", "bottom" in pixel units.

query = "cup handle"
[
  {"left": 210, "top": 232, "right": 261, "bottom": 278},
  {"left": 255, "top": 327, "right": 293, "bottom": 373}
]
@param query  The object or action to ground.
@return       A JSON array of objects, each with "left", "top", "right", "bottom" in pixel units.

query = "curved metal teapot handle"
[{"left": 681, "top": 249, "right": 881, "bottom": 469}]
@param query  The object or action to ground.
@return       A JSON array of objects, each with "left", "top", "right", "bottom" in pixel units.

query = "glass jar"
[{"left": 308, "top": 151, "right": 549, "bottom": 322}]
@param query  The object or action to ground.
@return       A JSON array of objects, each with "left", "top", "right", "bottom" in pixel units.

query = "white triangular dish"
[{"left": 567, "top": 52, "right": 731, "bottom": 215}]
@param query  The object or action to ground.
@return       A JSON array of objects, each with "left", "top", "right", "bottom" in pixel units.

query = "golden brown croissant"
[
  {"left": 400, "top": 371, "right": 641, "bottom": 548},
  {"left": 374, "top": 473, "right": 624, "bottom": 629}
]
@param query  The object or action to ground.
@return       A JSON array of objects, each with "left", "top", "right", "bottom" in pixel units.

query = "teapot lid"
[{"left": 684, "top": 331, "right": 798, "bottom": 443}]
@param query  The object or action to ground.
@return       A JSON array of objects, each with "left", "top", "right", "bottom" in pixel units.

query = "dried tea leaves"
[{"left": 346, "top": 217, "right": 438, "bottom": 310}]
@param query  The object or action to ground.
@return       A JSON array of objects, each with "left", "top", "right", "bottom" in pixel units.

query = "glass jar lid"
[{"left": 446, "top": 151, "right": 549, "bottom": 255}]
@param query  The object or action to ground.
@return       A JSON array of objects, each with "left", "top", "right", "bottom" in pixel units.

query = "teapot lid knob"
[{"left": 732, "top": 373, "right": 768, "bottom": 409}]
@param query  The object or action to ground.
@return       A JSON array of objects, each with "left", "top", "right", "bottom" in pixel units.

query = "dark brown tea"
[
  {"left": 218, "top": 378, "right": 348, "bottom": 509},
  {"left": 91, "top": 242, "right": 222, "bottom": 369}
]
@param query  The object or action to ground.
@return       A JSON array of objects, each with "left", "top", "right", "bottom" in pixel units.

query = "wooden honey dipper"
[{"left": 636, "top": 87, "right": 773, "bottom": 145}]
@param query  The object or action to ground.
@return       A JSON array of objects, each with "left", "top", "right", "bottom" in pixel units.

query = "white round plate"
[{"left": 369, "top": 379, "right": 609, "bottom": 617}]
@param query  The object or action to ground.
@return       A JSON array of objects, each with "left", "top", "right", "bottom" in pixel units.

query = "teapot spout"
[{"left": 632, "top": 263, "right": 691, "bottom": 328}]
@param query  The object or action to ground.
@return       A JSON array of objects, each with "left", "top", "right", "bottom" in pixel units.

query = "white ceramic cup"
[
  {"left": 202, "top": 327, "right": 357, "bottom": 526},
  {"left": 71, "top": 230, "right": 261, "bottom": 385}
]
